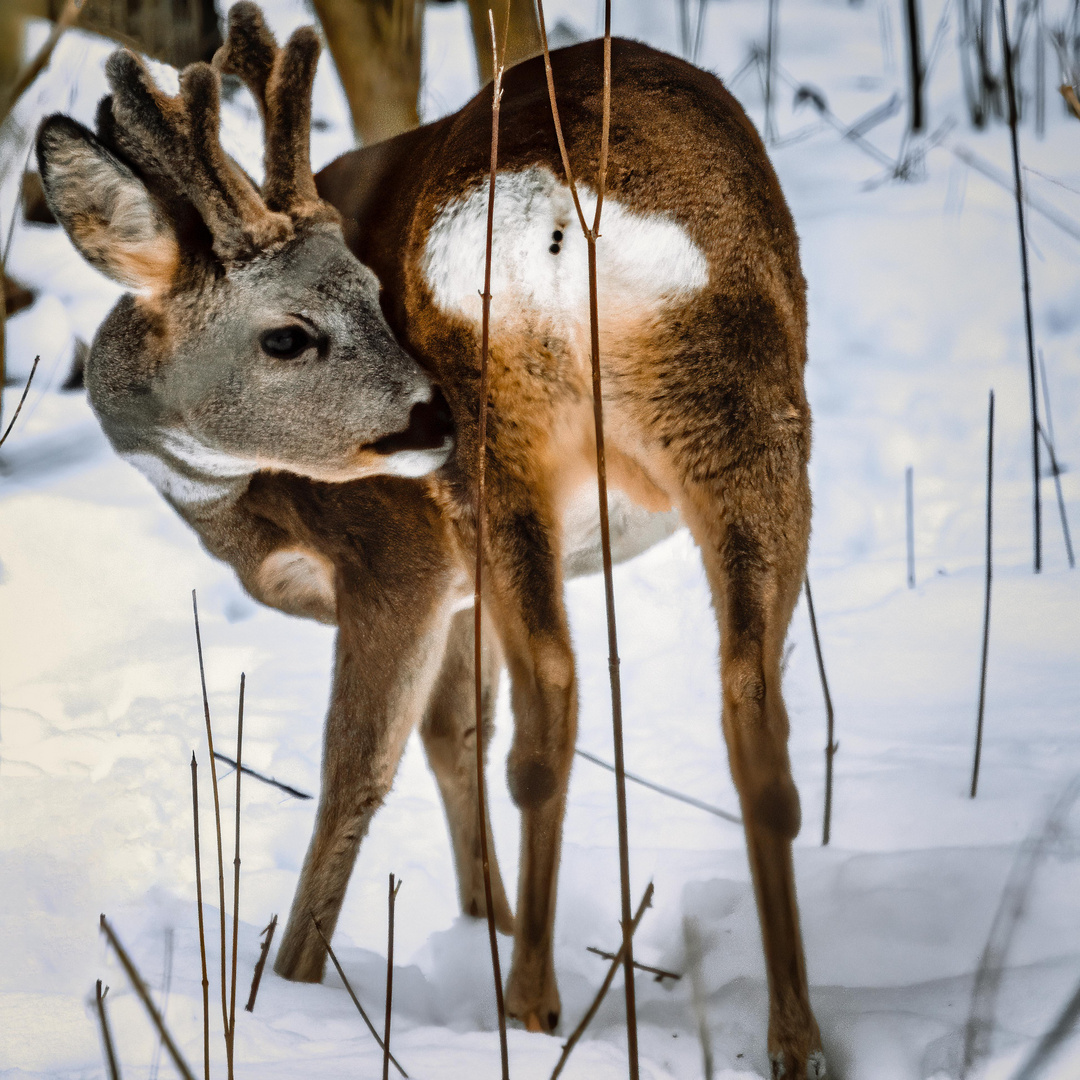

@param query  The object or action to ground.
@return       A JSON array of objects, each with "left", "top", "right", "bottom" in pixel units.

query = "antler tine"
[
  {"left": 105, "top": 48, "right": 291, "bottom": 265},
  {"left": 263, "top": 27, "right": 338, "bottom": 221},
  {"left": 212, "top": 1, "right": 276, "bottom": 117},
  {"left": 178, "top": 62, "right": 294, "bottom": 255},
  {"left": 215, "top": 4, "right": 337, "bottom": 224}
]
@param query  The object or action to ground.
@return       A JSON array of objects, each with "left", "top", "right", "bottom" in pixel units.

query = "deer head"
[{"left": 36, "top": 2, "right": 452, "bottom": 498}]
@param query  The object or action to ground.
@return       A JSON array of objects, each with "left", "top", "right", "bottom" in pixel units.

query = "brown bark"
[
  {"left": 467, "top": 0, "right": 541, "bottom": 85},
  {"left": 312, "top": 0, "right": 424, "bottom": 145}
]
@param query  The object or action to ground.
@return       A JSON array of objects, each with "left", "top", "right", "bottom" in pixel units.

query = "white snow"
[{"left": 3, "top": 1, "right": 1080, "bottom": 1078}]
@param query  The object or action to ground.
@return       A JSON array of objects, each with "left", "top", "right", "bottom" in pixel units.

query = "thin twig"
[
  {"left": 971, "top": 391, "right": 995, "bottom": 799},
  {"left": 244, "top": 916, "right": 277, "bottom": 1013},
  {"left": 585, "top": 946, "right": 681, "bottom": 983},
  {"left": 804, "top": 577, "right": 838, "bottom": 845},
  {"left": 149, "top": 929, "right": 175, "bottom": 1080},
  {"left": 474, "top": 10, "right": 510, "bottom": 1078},
  {"left": 191, "top": 754, "right": 210, "bottom": 1080},
  {"left": 95, "top": 981, "right": 122, "bottom": 1080},
  {"left": 99, "top": 915, "right": 197, "bottom": 1080},
  {"left": 535, "top": 4, "right": 639, "bottom": 1072},
  {"left": 311, "top": 916, "right": 408, "bottom": 1078},
  {"left": 0, "top": 355, "right": 41, "bottom": 450},
  {"left": 549, "top": 882, "right": 654, "bottom": 1080},
  {"left": 383, "top": 874, "right": 402, "bottom": 1080},
  {"left": 961, "top": 778, "right": 1080, "bottom": 1076},
  {"left": 212, "top": 752, "right": 312, "bottom": 799},
  {"left": 949, "top": 142, "right": 1080, "bottom": 242},
  {"left": 999, "top": 0, "right": 1042, "bottom": 574},
  {"left": 764, "top": 0, "right": 779, "bottom": 142},
  {"left": 191, "top": 591, "right": 231, "bottom": 1074},
  {"left": 573, "top": 748, "right": 741, "bottom": 824},
  {"left": 1036, "top": 351, "right": 1074, "bottom": 569},
  {"left": 683, "top": 917, "right": 714, "bottom": 1080},
  {"left": 228, "top": 675, "right": 245, "bottom": 1067},
  {"left": 1011, "top": 971, "right": 1080, "bottom": 1079}
]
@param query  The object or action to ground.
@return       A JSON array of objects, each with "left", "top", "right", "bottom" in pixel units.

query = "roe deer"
[{"left": 37, "top": 5, "right": 824, "bottom": 1074}]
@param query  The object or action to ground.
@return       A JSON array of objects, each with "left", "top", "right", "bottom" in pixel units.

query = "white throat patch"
[
  {"left": 422, "top": 167, "right": 709, "bottom": 333},
  {"left": 123, "top": 430, "right": 256, "bottom": 506}
]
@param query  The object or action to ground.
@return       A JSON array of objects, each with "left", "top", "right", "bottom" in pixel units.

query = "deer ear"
[{"left": 36, "top": 114, "right": 180, "bottom": 292}]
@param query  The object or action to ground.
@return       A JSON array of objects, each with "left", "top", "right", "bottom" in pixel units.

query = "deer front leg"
[
  {"left": 478, "top": 498, "right": 577, "bottom": 1035},
  {"left": 420, "top": 606, "right": 514, "bottom": 934},
  {"left": 275, "top": 574, "right": 454, "bottom": 983}
]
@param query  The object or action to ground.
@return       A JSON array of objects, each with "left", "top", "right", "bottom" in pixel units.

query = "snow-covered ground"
[{"left": 2, "top": 1, "right": 1080, "bottom": 1077}]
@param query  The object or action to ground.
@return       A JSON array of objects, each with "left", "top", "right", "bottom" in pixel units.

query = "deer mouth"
[{"left": 370, "top": 387, "right": 455, "bottom": 459}]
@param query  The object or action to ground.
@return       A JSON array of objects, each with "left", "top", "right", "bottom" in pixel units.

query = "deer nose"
[{"left": 372, "top": 387, "right": 454, "bottom": 455}]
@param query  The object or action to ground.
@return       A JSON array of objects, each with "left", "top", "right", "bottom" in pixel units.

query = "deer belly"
[{"left": 561, "top": 484, "right": 681, "bottom": 579}]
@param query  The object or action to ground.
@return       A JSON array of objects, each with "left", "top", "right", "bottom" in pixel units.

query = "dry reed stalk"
[
  {"left": 474, "top": 10, "right": 511, "bottom": 1078},
  {"left": 549, "top": 882, "right": 654, "bottom": 1080},
  {"left": 804, "top": 577, "right": 837, "bottom": 845},
  {"left": 903, "top": 0, "right": 925, "bottom": 131},
  {"left": 190, "top": 754, "right": 210, "bottom": 1080},
  {"left": 961, "top": 778, "right": 1080, "bottom": 1076},
  {"left": 682, "top": 917, "right": 714, "bottom": 1080},
  {"left": 95, "top": 980, "right": 121, "bottom": 1080},
  {"left": 0, "top": 0, "right": 85, "bottom": 127},
  {"left": 534, "top": 3, "right": 640, "bottom": 1073},
  {"left": 0, "top": 355, "right": 40, "bottom": 449},
  {"left": 970, "top": 391, "right": 994, "bottom": 799},
  {"left": 227, "top": 674, "right": 244, "bottom": 1064},
  {"left": 764, "top": 0, "right": 779, "bottom": 141},
  {"left": 190, "top": 591, "right": 231, "bottom": 1074},
  {"left": 244, "top": 915, "right": 277, "bottom": 1013},
  {"left": 310, "top": 916, "right": 408, "bottom": 1078},
  {"left": 148, "top": 929, "right": 175, "bottom": 1080},
  {"left": 998, "top": 0, "right": 1043, "bottom": 574},
  {"left": 1012, "top": 972, "right": 1080, "bottom": 1079},
  {"left": 99, "top": 915, "right": 197, "bottom": 1080},
  {"left": 1036, "top": 351, "right": 1075, "bottom": 569},
  {"left": 383, "top": 874, "right": 402, "bottom": 1080}
]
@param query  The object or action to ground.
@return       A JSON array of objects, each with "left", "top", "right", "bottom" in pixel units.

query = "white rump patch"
[{"left": 422, "top": 167, "right": 709, "bottom": 333}]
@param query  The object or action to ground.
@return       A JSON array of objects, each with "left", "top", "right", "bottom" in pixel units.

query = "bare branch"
[
  {"left": 244, "top": 915, "right": 277, "bottom": 1013},
  {"left": 310, "top": 916, "right": 408, "bottom": 1078},
  {"left": 99, "top": 915, "right": 197, "bottom": 1080}
]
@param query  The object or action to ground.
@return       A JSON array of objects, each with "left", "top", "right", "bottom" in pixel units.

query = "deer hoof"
[{"left": 769, "top": 1049, "right": 827, "bottom": 1079}]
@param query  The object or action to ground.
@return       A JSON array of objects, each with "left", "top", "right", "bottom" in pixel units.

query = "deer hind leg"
[
  {"left": 679, "top": 463, "right": 824, "bottom": 1076},
  {"left": 275, "top": 577, "right": 454, "bottom": 983},
  {"left": 477, "top": 490, "right": 577, "bottom": 1034},
  {"left": 644, "top": 323, "right": 823, "bottom": 1074},
  {"left": 419, "top": 606, "right": 514, "bottom": 934}
]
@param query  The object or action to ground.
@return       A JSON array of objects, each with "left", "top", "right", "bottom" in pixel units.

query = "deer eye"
[{"left": 260, "top": 326, "right": 314, "bottom": 359}]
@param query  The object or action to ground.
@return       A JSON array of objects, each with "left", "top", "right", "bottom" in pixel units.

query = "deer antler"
[
  {"left": 214, "top": 2, "right": 338, "bottom": 223},
  {"left": 97, "top": 3, "right": 336, "bottom": 266},
  {"left": 103, "top": 48, "right": 292, "bottom": 265}
]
